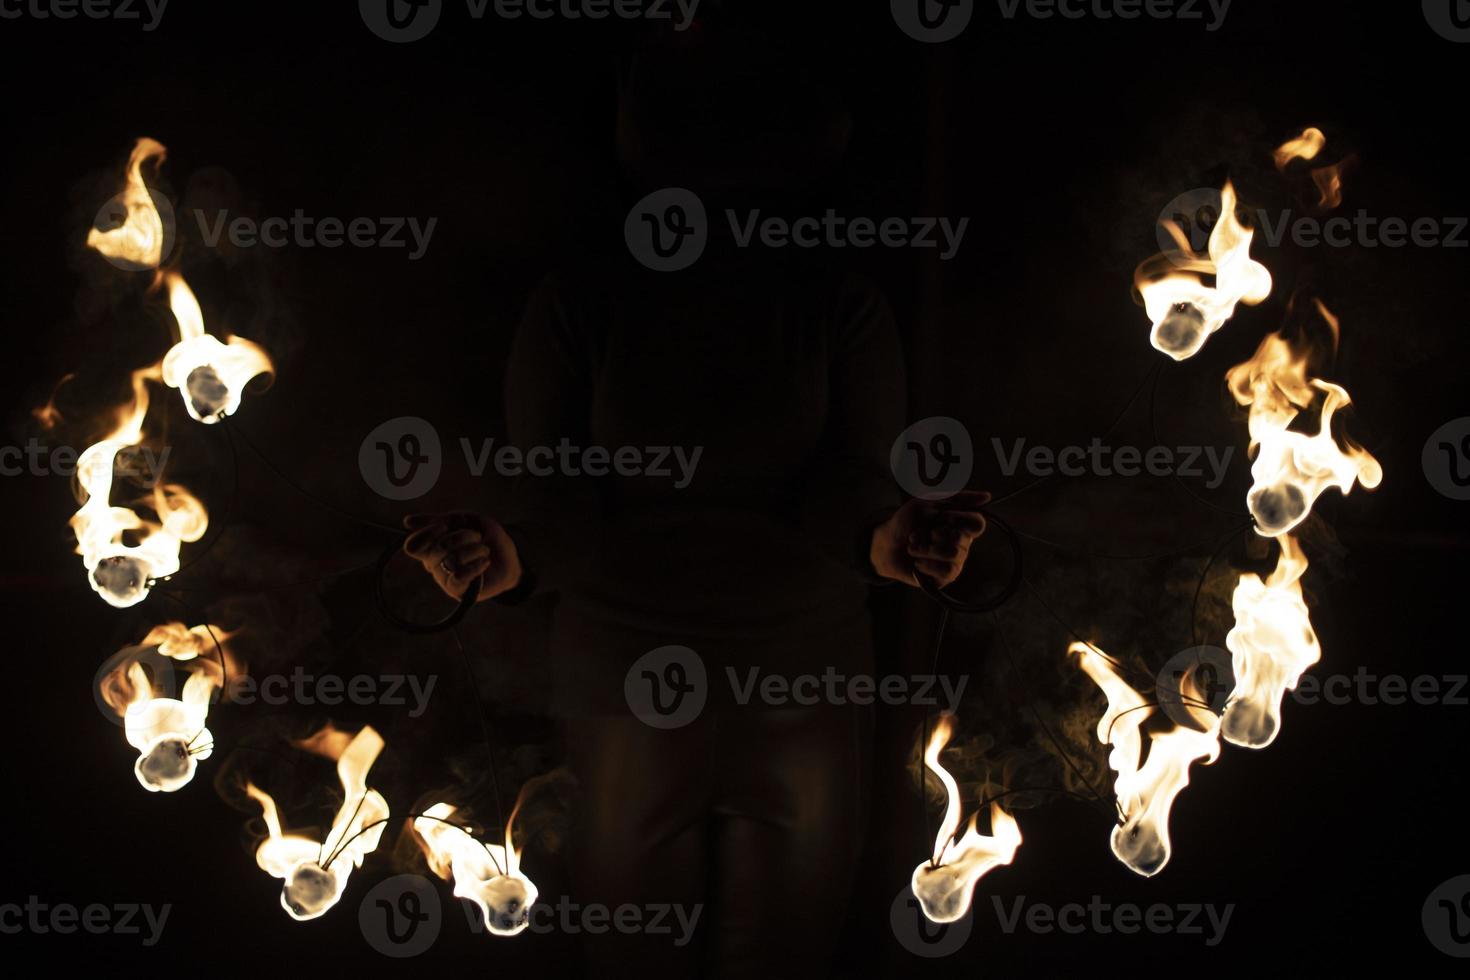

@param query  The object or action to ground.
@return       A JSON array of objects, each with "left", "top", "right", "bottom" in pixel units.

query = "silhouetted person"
[{"left": 405, "top": 18, "right": 989, "bottom": 978}]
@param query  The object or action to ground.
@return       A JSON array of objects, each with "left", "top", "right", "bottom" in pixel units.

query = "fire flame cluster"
[
  {"left": 66, "top": 138, "right": 271, "bottom": 607},
  {"left": 911, "top": 127, "right": 1381, "bottom": 922},
  {"left": 72, "top": 140, "right": 535, "bottom": 934}
]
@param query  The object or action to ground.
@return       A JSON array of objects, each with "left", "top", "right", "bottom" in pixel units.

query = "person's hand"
[
  {"left": 869, "top": 491, "right": 990, "bottom": 588},
  {"left": 402, "top": 512, "right": 524, "bottom": 601}
]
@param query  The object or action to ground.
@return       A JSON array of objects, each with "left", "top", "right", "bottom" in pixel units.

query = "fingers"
[
  {"left": 907, "top": 526, "right": 968, "bottom": 561},
  {"left": 403, "top": 522, "right": 447, "bottom": 559},
  {"left": 404, "top": 525, "right": 484, "bottom": 563},
  {"left": 913, "top": 557, "right": 962, "bottom": 587},
  {"left": 444, "top": 556, "right": 491, "bottom": 598}
]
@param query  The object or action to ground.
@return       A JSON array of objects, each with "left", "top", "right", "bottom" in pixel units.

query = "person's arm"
[
  {"left": 798, "top": 275, "right": 907, "bottom": 581},
  {"left": 401, "top": 276, "right": 597, "bottom": 603},
  {"left": 802, "top": 275, "right": 988, "bottom": 588}
]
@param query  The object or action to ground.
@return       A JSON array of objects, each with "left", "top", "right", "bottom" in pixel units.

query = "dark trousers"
[{"left": 564, "top": 704, "right": 872, "bottom": 978}]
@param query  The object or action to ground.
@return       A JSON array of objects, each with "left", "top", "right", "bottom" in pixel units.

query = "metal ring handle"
[
  {"left": 374, "top": 538, "right": 481, "bottom": 634},
  {"left": 914, "top": 509, "right": 1023, "bottom": 613}
]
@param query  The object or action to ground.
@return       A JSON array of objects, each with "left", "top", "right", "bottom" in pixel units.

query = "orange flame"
[
  {"left": 160, "top": 272, "right": 272, "bottom": 424},
  {"left": 246, "top": 726, "right": 390, "bottom": 921},
  {"left": 413, "top": 801, "right": 538, "bottom": 937},
  {"left": 1225, "top": 327, "right": 1382, "bottom": 538},
  {"left": 86, "top": 137, "right": 169, "bottom": 270},
  {"left": 1221, "top": 536, "right": 1320, "bottom": 748},
  {"left": 98, "top": 623, "right": 228, "bottom": 792},
  {"left": 1137, "top": 181, "right": 1273, "bottom": 360},
  {"left": 1070, "top": 642, "right": 1219, "bottom": 877},
  {"left": 909, "top": 714, "right": 1022, "bottom": 923},
  {"left": 1273, "top": 127, "right": 1347, "bottom": 209},
  {"left": 70, "top": 367, "right": 207, "bottom": 607}
]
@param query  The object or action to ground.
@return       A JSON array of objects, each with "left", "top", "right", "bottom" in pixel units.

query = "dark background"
[{"left": 1, "top": 0, "right": 1466, "bottom": 974}]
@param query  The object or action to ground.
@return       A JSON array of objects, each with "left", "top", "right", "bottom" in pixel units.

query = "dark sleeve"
[
  {"left": 497, "top": 277, "right": 599, "bottom": 601},
  {"left": 799, "top": 275, "right": 907, "bottom": 582}
]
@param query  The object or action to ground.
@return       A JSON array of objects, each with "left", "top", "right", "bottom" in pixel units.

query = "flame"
[
  {"left": 1220, "top": 536, "right": 1320, "bottom": 749},
  {"left": 160, "top": 272, "right": 272, "bottom": 424},
  {"left": 246, "top": 726, "right": 390, "bottom": 921},
  {"left": 86, "top": 137, "right": 169, "bottom": 269},
  {"left": 413, "top": 801, "right": 539, "bottom": 937},
  {"left": 1272, "top": 127, "right": 1327, "bottom": 169},
  {"left": 1137, "top": 181, "right": 1273, "bottom": 361},
  {"left": 1225, "top": 329, "right": 1382, "bottom": 538},
  {"left": 70, "top": 367, "right": 207, "bottom": 607},
  {"left": 1273, "top": 127, "right": 1346, "bottom": 209},
  {"left": 65, "top": 138, "right": 273, "bottom": 605},
  {"left": 1069, "top": 642, "right": 1220, "bottom": 877},
  {"left": 98, "top": 623, "right": 228, "bottom": 793},
  {"left": 908, "top": 714, "right": 1022, "bottom": 923}
]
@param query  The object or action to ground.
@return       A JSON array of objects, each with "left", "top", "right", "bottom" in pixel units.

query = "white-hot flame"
[
  {"left": 1225, "top": 329, "right": 1382, "bottom": 538},
  {"left": 86, "top": 137, "right": 169, "bottom": 269},
  {"left": 98, "top": 622, "right": 227, "bottom": 792},
  {"left": 909, "top": 714, "right": 1022, "bottom": 923},
  {"left": 413, "top": 801, "right": 538, "bottom": 937},
  {"left": 70, "top": 368, "right": 207, "bottom": 607},
  {"left": 246, "top": 726, "right": 390, "bottom": 921},
  {"left": 1221, "top": 535, "right": 1320, "bottom": 749},
  {"left": 160, "top": 272, "right": 272, "bottom": 424},
  {"left": 1137, "top": 181, "right": 1273, "bottom": 361},
  {"left": 1070, "top": 642, "right": 1219, "bottom": 877}
]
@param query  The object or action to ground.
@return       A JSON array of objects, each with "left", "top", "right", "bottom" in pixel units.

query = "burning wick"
[
  {"left": 97, "top": 623, "right": 227, "bottom": 792},
  {"left": 71, "top": 367, "right": 209, "bottom": 607},
  {"left": 246, "top": 726, "right": 390, "bottom": 921},
  {"left": 413, "top": 801, "right": 539, "bottom": 937},
  {"left": 909, "top": 714, "right": 1022, "bottom": 924},
  {"left": 1226, "top": 328, "right": 1381, "bottom": 538},
  {"left": 1136, "top": 180, "right": 1272, "bottom": 361},
  {"left": 160, "top": 272, "right": 271, "bottom": 425},
  {"left": 1070, "top": 642, "right": 1219, "bottom": 877}
]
